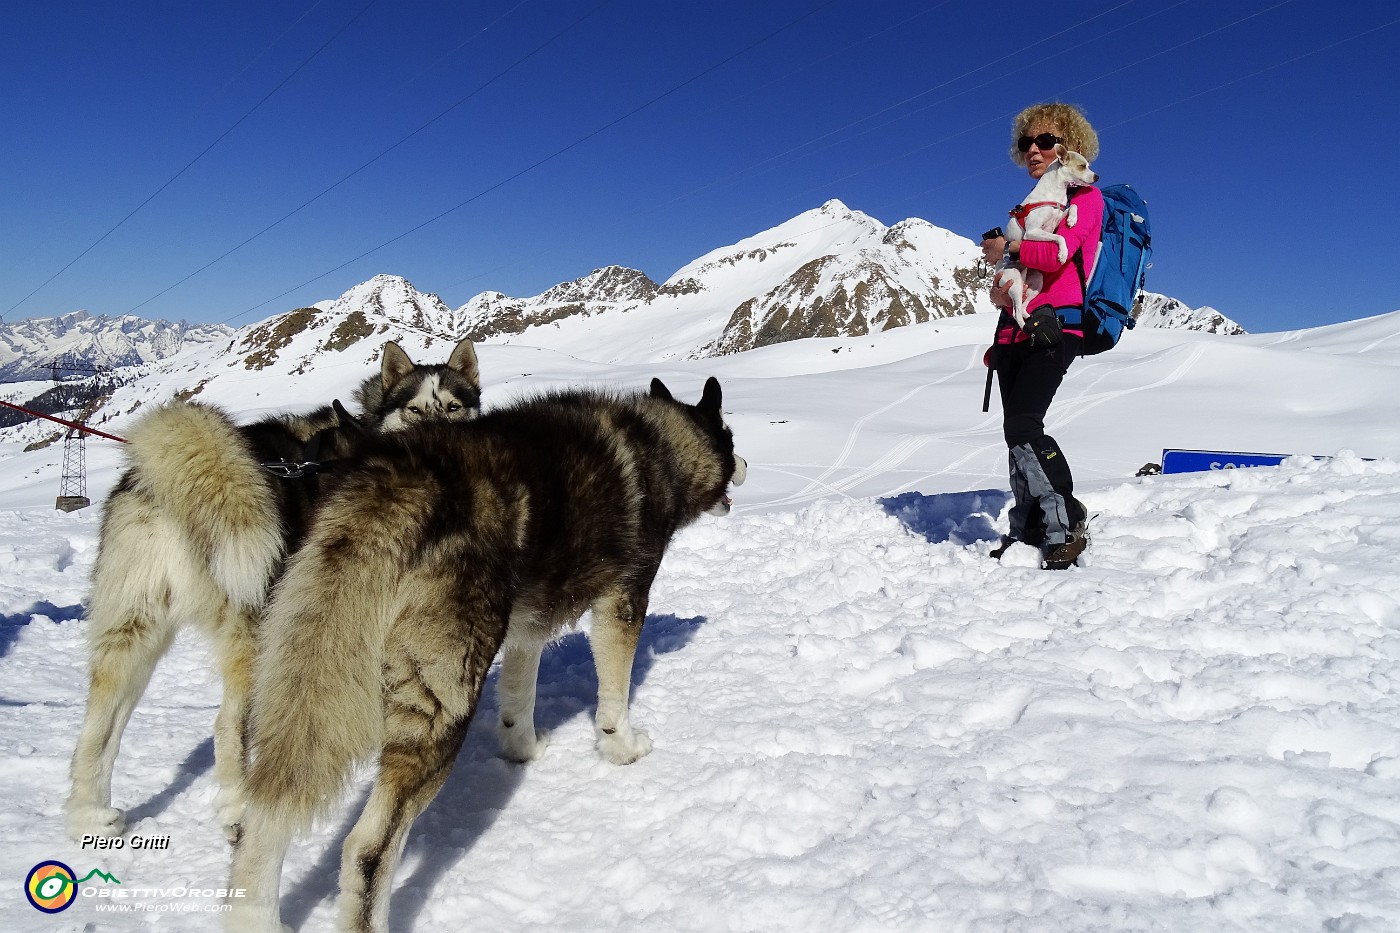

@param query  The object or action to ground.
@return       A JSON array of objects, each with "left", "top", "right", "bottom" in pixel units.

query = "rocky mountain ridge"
[{"left": 442, "top": 201, "right": 992, "bottom": 361}]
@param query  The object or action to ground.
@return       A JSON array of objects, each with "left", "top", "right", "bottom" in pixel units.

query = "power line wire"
[
  {"left": 124, "top": 0, "right": 610, "bottom": 317},
  {"left": 383, "top": 0, "right": 535, "bottom": 97},
  {"left": 776, "top": 0, "right": 1305, "bottom": 211},
  {"left": 634, "top": 0, "right": 1163, "bottom": 222},
  {"left": 192, "top": 0, "right": 329, "bottom": 113},
  {"left": 3, "top": 0, "right": 380, "bottom": 321},
  {"left": 227, "top": 0, "right": 844, "bottom": 323},
  {"left": 704, "top": 8, "right": 1400, "bottom": 281},
  {"left": 735, "top": 0, "right": 1141, "bottom": 180}
]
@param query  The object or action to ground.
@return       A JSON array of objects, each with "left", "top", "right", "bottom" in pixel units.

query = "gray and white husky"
[
  {"left": 357, "top": 338, "right": 482, "bottom": 431},
  {"left": 65, "top": 338, "right": 480, "bottom": 845},
  {"left": 226, "top": 377, "right": 746, "bottom": 933}
]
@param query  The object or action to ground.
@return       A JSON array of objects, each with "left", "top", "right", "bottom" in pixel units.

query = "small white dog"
[{"left": 996, "top": 144, "right": 1099, "bottom": 326}]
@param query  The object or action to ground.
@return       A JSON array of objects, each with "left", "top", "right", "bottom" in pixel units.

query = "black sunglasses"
[{"left": 1017, "top": 133, "right": 1063, "bottom": 153}]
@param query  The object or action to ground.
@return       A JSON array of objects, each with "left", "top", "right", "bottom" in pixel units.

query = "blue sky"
[{"left": 3, "top": 0, "right": 1396, "bottom": 334}]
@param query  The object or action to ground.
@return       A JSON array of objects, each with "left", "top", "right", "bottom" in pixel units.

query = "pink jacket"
[{"left": 996, "top": 185, "right": 1104, "bottom": 346}]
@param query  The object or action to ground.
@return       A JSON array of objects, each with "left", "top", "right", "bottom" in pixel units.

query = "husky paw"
[
  {"left": 597, "top": 725, "right": 653, "bottom": 765},
  {"left": 497, "top": 721, "right": 550, "bottom": 763},
  {"left": 66, "top": 802, "right": 125, "bottom": 842}
]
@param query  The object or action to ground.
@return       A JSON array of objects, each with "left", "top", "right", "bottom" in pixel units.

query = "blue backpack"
[{"left": 1069, "top": 184, "right": 1152, "bottom": 355}]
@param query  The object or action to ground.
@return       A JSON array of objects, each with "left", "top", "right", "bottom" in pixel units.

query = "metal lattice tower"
[{"left": 56, "top": 427, "right": 91, "bottom": 512}]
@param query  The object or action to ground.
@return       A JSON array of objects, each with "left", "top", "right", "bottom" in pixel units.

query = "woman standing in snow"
[{"left": 980, "top": 102, "right": 1102, "bottom": 569}]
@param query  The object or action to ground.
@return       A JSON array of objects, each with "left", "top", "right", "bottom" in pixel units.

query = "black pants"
[{"left": 993, "top": 332, "right": 1086, "bottom": 546}]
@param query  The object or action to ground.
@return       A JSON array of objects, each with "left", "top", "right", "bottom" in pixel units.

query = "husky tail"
[
  {"left": 124, "top": 402, "right": 283, "bottom": 611},
  {"left": 241, "top": 490, "right": 412, "bottom": 831}
]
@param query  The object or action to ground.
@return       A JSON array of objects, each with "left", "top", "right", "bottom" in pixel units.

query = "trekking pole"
[
  {"left": 982, "top": 353, "right": 995, "bottom": 413},
  {"left": 980, "top": 226, "right": 1003, "bottom": 414},
  {"left": 982, "top": 311, "right": 1011, "bottom": 413}
]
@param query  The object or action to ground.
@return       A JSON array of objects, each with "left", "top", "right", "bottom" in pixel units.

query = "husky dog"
[
  {"left": 65, "top": 338, "right": 480, "bottom": 846},
  {"left": 357, "top": 338, "right": 481, "bottom": 431},
  {"left": 996, "top": 143, "right": 1099, "bottom": 326},
  {"left": 227, "top": 378, "right": 747, "bottom": 933}
]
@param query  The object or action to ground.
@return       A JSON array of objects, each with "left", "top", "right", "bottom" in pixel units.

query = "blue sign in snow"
[{"left": 1160, "top": 449, "right": 1292, "bottom": 474}]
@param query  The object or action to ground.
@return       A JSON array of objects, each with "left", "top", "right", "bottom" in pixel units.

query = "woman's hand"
[
  {"left": 980, "top": 235, "right": 1006, "bottom": 265},
  {"left": 989, "top": 278, "right": 1013, "bottom": 309}
]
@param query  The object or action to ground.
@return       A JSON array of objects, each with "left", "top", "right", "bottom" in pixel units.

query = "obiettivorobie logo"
[
  {"left": 25, "top": 860, "right": 121, "bottom": 913},
  {"left": 24, "top": 857, "right": 244, "bottom": 916}
]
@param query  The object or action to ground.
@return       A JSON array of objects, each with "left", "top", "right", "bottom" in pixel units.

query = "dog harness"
[
  {"left": 1009, "top": 201, "right": 1066, "bottom": 226},
  {"left": 261, "top": 426, "right": 336, "bottom": 479}
]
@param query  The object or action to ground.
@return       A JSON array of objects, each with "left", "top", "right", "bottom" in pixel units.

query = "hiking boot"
[{"left": 1040, "top": 521, "right": 1089, "bottom": 570}]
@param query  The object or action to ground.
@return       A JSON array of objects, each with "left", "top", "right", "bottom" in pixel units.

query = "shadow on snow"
[
  {"left": 878, "top": 488, "right": 1009, "bottom": 546},
  {"left": 126, "top": 738, "right": 216, "bottom": 826},
  {"left": 277, "top": 612, "right": 709, "bottom": 932},
  {"left": 0, "top": 600, "right": 85, "bottom": 660}
]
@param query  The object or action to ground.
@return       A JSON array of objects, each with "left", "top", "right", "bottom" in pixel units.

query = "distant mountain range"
[
  {"left": 0, "top": 311, "right": 233, "bottom": 383},
  {"left": 2, "top": 200, "right": 1240, "bottom": 388}
]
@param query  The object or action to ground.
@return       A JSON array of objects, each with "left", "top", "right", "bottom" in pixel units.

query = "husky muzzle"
[{"left": 708, "top": 455, "right": 748, "bottom": 516}]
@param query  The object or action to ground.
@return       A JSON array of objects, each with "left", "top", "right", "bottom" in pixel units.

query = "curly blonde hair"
[{"left": 1009, "top": 102, "right": 1099, "bottom": 167}]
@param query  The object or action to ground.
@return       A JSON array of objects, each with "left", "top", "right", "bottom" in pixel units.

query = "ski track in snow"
[
  {"left": 748, "top": 348, "right": 1004, "bottom": 513},
  {"left": 3, "top": 454, "right": 1400, "bottom": 931},
  {"left": 1057, "top": 344, "right": 1209, "bottom": 430},
  {"left": 763, "top": 368, "right": 970, "bottom": 509},
  {"left": 743, "top": 341, "right": 1213, "bottom": 516}
]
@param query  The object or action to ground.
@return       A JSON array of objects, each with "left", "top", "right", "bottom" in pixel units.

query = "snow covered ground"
[{"left": 3, "top": 309, "right": 1400, "bottom": 931}]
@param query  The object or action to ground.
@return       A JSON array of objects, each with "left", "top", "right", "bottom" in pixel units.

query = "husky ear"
[
  {"left": 447, "top": 338, "right": 480, "bottom": 387},
  {"left": 331, "top": 398, "right": 369, "bottom": 436},
  {"left": 649, "top": 378, "right": 674, "bottom": 402},
  {"left": 381, "top": 341, "right": 415, "bottom": 388},
  {"left": 699, "top": 376, "right": 722, "bottom": 413}
]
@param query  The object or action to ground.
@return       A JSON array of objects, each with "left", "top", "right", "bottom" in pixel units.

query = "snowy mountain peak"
[
  {"left": 1136, "top": 292, "right": 1245, "bottom": 334},
  {"left": 446, "top": 201, "right": 987, "bottom": 361},
  {"left": 237, "top": 274, "right": 462, "bottom": 372},
  {"left": 536, "top": 266, "right": 659, "bottom": 306},
  {"left": 458, "top": 266, "right": 657, "bottom": 343},
  {"left": 816, "top": 197, "right": 859, "bottom": 220},
  {"left": 319, "top": 274, "right": 453, "bottom": 323}
]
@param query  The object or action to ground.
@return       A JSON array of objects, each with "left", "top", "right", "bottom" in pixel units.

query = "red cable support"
[{"left": 0, "top": 399, "right": 128, "bottom": 443}]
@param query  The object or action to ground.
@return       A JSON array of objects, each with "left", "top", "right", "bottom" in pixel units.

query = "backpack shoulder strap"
[
  {"left": 1067, "top": 183, "right": 1101, "bottom": 272},
  {"left": 1069, "top": 246, "right": 1090, "bottom": 358},
  {"left": 1071, "top": 246, "right": 1087, "bottom": 295}
]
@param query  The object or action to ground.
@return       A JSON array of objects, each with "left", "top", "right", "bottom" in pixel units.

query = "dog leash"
[
  {"left": 260, "top": 460, "right": 326, "bottom": 479},
  {"left": 260, "top": 426, "right": 333, "bottom": 479},
  {"left": 0, "top": 398, "right": 128, "bottom": 442}
]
